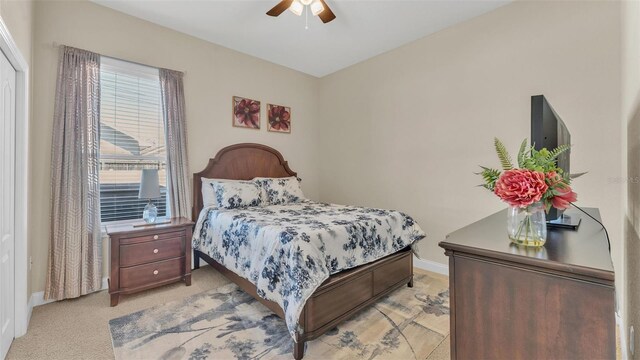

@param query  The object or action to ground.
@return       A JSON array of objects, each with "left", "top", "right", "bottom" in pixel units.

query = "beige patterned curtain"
[
  {"left": 160, "top": 69, "right": 191, "bottom": 218},
  {"left": 44, "top": 46, "right": 102, "bottom": 300}
]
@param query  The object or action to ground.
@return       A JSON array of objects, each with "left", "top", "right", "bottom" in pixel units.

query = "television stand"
[
  {"left": 439, "top": 207, "right": 614, "bottom": 359},
  {"left": 547, "top": 212, "right": 581, "bottom": 230}
]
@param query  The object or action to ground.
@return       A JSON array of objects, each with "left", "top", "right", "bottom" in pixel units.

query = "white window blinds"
[{"left": 99, "top": 57, "right": 169, "bottom": 223}]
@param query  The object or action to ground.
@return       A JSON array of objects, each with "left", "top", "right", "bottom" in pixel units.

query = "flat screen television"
[{"left": 531, "top": 95, "right": 577, "bottom": 227}]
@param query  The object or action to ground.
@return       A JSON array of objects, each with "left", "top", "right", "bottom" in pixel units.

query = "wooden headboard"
[{"left": 192, "top": 143, "right": 298, "bottom": 221}]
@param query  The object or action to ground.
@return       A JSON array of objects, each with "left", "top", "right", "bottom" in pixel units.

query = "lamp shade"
[
  {"left": 310, "top": 0, "right": 324, "bottom": 15},
  {"left": 138, "top": 169, "right": 161, "bottom": 199},
  {"left": 289, "top": 0, "right": 303, "bottom": 16}
]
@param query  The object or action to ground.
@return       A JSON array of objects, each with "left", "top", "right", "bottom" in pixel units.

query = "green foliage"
[
  {"left": 517, "top": 139, "right": 528, "bottom": 168},
  {"left": 494, "top": 138, "right": 513, "bottom": 170},
  {"left": 477, "top": 166, "right": 501, "bottom": 191},
  {"left": 478, "top": 138, "right": 572, "bottom": 191},
  {"left": 519, "top": 144, "right": 570, "bottom": 174},
  {"left": 548, "top": 144, "right": 570, "bottom": 162}
]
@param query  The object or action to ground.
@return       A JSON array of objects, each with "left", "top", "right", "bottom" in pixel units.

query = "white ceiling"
[{"left": 92, "top": 0, "right": 510, "bottom": 77}]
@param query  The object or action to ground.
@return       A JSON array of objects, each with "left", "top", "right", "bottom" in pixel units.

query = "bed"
[{"left": 191, "top": 143, "right": 425, "bottom": 359}]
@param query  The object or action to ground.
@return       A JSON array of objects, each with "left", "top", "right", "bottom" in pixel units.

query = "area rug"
[{"left": 109, "top": 271, "right": 449, "bottom": 360}]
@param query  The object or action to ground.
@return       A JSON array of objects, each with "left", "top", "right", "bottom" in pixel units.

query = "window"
[{"left": 99, "top": 57, "right": 169, "bottom": 223}]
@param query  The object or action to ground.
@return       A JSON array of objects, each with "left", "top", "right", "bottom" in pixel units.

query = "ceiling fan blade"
[
  {"left": 267, "top": 0, "right": 294, "bottom": 17},
  {"left": 317, "top": 0, "right": 336, "bottom": 23}
]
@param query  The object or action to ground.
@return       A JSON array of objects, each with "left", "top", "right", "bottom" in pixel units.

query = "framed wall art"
[
  {"left": 232, "top": 96, "right": 261, "bottom": 129},
  {"left": 267, "top": 103, "right": 291, "bottom": 133}
]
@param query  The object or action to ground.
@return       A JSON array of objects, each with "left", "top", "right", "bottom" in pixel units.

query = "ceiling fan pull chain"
[{"left": 305, "top": 5, "right": 309, "bottom": 30}]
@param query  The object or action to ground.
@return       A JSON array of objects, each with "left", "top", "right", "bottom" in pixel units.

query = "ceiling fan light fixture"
[
  {"left": 289, "top": 0, "right": 303, "bottom": 16},
  {"left": 310, "top": 0, "right": 324, "bottom": 16},
  {"left": 268, "top": 0, "right": 335, "bottom": 24}
]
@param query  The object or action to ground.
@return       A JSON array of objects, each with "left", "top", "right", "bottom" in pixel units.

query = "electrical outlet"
[{"left": 631, "top": 326, "right": 635, "bottom": 356}]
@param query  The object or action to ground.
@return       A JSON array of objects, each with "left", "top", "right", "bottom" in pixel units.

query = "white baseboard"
[
  {"left": 29, "top": 292, "right": 56, "bottom": 308},
  {"left": 29, "top": 277, "right": 109, "bottom": 309},
  {"left": 617, "top": 312, "right": 628, "bottom": 360},
  {"left": 26, "top": 295, "right": 33, "bottom": 330},
  {"left": 413, "top": 255, "right": 448, "bottom": 275}
]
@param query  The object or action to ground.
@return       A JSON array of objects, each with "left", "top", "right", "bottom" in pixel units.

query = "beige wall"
[
  {"left": 31, "top": 0, "right": 320, "bottom": 293},
  {"left": 0, "top": 0, "right": 33, "bottom": 63},
  {"left": 624, "top": 0, "right": 640, "bottom": 357},
  {"left": 318, "top": 0, "right": 625, "bottom": 305}
]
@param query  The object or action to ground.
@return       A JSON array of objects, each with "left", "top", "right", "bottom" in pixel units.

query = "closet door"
[{"left": 0, "top": 49, "right": 16, "bottom": 360}]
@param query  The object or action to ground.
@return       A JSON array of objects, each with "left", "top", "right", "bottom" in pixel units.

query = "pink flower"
[
  {"left": 494, "top": 169, "right": 548, "bottom": 208},
  {"left": 234, "top": 99, "right": 260, "bottom": 128},
  {"left": 551, "top": 186, "right": 577, "bottom": 210},
  {"left": 268, "top": 105, "right": 291, "bottom": 131},
  {"left": 546, "top": 171, "right": 563, "bottom": 186},
  {"left": 545, "top": 171, "right": 577, "bottom": 210}
]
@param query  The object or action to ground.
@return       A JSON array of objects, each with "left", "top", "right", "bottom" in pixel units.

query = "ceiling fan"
[{"left": 267, "top": 0, "right": 336, "bottom": 24}]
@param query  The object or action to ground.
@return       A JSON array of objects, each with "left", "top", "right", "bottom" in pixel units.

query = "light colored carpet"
[
  {"left": 7, "top": 267, "right": 450, "bottom": 360},
  {"left": 109, "top": 271, "right": 449, "bottom": 360}
]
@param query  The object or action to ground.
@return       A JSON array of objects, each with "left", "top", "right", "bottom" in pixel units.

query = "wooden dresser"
[
  {"left": 106, "top": 217, "right": 193, "bottom": 306},
  {"left": 439, "top": 208, "right": 615, "bottom": 359}
]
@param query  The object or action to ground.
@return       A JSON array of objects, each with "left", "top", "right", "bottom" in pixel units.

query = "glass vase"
[{"left": 507, "top": 202, "right": 547, "bottom": 247}]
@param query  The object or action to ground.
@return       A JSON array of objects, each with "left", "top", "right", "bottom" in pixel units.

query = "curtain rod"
[{"left": 51, "top": 42, "right": 186, "bottom": 75}]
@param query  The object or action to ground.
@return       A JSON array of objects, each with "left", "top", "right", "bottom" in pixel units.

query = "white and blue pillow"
[
  {"left": 205, "top": 179, "right": 263, "bottom": 209},
  {"left": 202, "top": 176, "right": 306, "bottom": 208},
  {"left": 201, "top": 178, "right": 228, "bottom": 207},
  {"left": 254, "top": 176, "right": 305, "bottom": 205}
]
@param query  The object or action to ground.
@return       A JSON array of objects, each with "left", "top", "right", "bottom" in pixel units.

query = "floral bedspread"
[{"left": 192, "top": 200, "right": 426, "bottom": 340}]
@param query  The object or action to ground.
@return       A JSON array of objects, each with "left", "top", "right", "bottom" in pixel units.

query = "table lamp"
[{"left": 139, "top": 169, "right": 161, "bottom": 223}]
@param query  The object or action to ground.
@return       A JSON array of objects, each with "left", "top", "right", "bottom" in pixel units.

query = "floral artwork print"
[
  {"left": 192, "top": 200, "right": 426, "bottom": 340},
  {"left": 233, "top": 96, "right": 260, "bottom": 129},
  {"left": 267, "top": 104, "right": 291, "bottom": 133}
]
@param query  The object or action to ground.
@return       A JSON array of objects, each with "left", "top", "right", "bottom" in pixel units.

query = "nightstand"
[{"left": 106, "top": 217, "right": 194, "bottom": 306}]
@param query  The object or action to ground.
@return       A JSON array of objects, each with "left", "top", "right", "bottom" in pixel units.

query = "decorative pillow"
[
  {"left": 254, "top": 176, "right": 305, "bottom": 205},
  {"left": 201, "top": 178, "right": 235, "bottom": 207},
  {"left": 211, "top": 181, "right": 263, "bottom": 209}
]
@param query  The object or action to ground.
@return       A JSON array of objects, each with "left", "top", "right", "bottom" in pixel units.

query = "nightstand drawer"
[
  {"left": 120, "top": 237, "right": 184, "bottom": 267},
  {"left": 120, "top": 230, "right": 184, "bottom": 245},
  {"left": 120, "top": 257, "right": 185, "bottom": 289}
]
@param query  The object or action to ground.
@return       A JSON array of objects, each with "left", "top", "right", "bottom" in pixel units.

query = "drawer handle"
[
  {"left": 153, "top": 249, "right": 159, "bottom": 254},
  {"left": 153, "top": 235, "right": 159, "bottom": 240},
  {"left": 153, "top": 270, "right": 159, "bottom": 275}
]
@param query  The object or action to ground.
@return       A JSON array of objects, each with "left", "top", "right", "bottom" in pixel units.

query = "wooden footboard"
[
  {"left": 194, "top": 247, "right": 413, "bottom": 359},
  {"left": 300, "top": 248, "right": 413, "bottom": 338}
]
